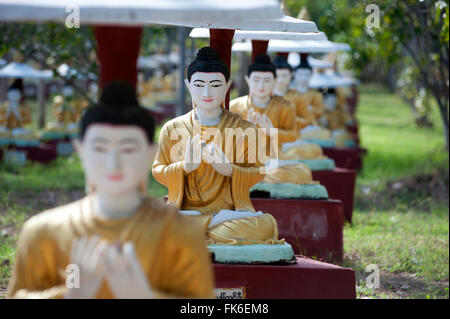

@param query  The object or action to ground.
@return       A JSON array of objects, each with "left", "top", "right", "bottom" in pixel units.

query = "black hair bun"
[
  {"left": 196, "top": 47, "right": 220, "bottom": 61},
  {"left": 254, "top": 54, "right": 272, "bottom": 65},
  {"left": 99, "top": 81, "right": 139, "bottom": 107}
]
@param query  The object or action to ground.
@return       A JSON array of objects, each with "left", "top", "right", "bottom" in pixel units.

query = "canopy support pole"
[
  {"left": 94, "top": 26, "right": 142, "bottom": 91},
  {"left": 209, "top": 29, "right": 235, "bottom": 110}
]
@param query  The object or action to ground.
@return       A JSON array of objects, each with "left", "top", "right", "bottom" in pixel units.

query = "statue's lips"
[
  {"left": 201, "top": 98, "right": 214, "bottom": 102},
  {"left": 107, "top": 174, "right": 124, "bottom": 181}
]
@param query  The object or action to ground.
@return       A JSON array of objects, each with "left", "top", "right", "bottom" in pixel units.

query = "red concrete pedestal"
[
  {"left": 7, "top": 144, "right": 57, "bottom": 164},
  {"left": 251, "top": 198, "right": 344, "bottom": 262},
  {"left": 312, "top": 168, "right": 356, "bottom": 224},
  {"left": 322, "top": 146, "right": 367, "bottom": 171},
  {"left": 213, "top": 256, "right": 356, "bottom": 299}
]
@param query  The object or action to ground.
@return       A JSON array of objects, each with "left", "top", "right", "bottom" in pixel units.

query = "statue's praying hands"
[
  {"left": 64, "top": 236, "right": 108, "bottom": 299},
  {"left": 247, "top": 108, "right": 276, "bottom": 137}
]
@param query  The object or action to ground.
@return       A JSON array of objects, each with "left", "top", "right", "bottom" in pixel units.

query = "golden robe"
[
  {"left": 152, "top": 109, "right": 283, "bottom": 245},
  {"left": 7, "top": 196, "right": 214, "bottom": 299},
  {"left": 229, "top": 95, "right": 313, "bottom": 184}
]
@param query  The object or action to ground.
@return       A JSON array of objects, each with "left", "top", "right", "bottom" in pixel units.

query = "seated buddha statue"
[
  {"left": 7, "top": 82, "right": 214, "bottom": 299},
  {"left": 286, "top": 59, "right": 335, "bottom": 148},
  {"left": 271, "top": 55, "right": 334, "bottom": 169},
  {"left": 230, "top": 54, "right": 317, "bottom": 183},
  {"left": 0, "top": 86, "right": 38, "bottom": 146},
  {"left": 229, "top": 54, "right": 328, "bottom": 199},
  {"left": 152, "top": 47, "right": 293, "bottom": 262},
  {"left": 321, "top": 88, "right": 356, "bottom": 148}
]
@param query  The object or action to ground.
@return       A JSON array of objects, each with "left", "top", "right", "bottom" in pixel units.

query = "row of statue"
[
  {"left": 0, "top": 84, "right": 89, "bottom": 147},
  {"left": 7, "top": 47, "right": 355, "bottom": 298}
]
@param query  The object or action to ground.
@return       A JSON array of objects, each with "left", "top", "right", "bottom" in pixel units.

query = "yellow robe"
[
  {"left": 152, "top": 109, "right": 282, "bottom": 245},
  {"left": 283, "top": 89, "right": 324, "bottom": 130},
  {"left": 0, "top": 102, "right": 31, "bottom": 130},
  {"left": 7, "top": 196, "right": 214, "bottom": 299},
  {"left": 229, "top": 95, "right": 313, "bottom": 184}
]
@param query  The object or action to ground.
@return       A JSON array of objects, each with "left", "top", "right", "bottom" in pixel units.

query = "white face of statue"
[
  {"left": 75, "top": 124, "right": 156, "bottom": 196},
  {"left": 293, "top": 68, "right": 312, "bottom": 92},
  {"left": 245, "top": 71, "right": 276, "bottom": 101},
  {"left": 324, "top": 93, "right": 337, "bottom": 111},
  {"left": 275, "top": 68, "right": 292, "bottom": 94},
  {"left": 185, "top": 72, "right": 232, "bottom": 111},
  {"left": 7, "top": 89, "right": 21, "bottom": 102}
]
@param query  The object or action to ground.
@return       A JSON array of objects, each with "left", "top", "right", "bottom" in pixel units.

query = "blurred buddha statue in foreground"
[
  {"left": 152, "top": 47, "right": 293, "bottom": 263},
  {"left": 8, "top": 82, "right": 214, "bottom": 298}
]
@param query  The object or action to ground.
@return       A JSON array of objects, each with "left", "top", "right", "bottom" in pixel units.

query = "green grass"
[
  {"left": 0, "top": 83, "right": 448, "bottom": 298},
  {"left": 357, "top": 84, "right": 447, "bottom": 184},
  {"left": 344, "top": 83, "right": 449, "bottom": 299}
]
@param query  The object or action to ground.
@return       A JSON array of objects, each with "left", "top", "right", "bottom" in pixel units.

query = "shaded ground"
[{"left": 355, "top": 165, "right": 449, "bottom": 213}]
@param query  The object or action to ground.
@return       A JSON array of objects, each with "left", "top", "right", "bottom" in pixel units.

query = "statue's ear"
[
  {"left": 147, "top": 143, "right": 158, "bottom": 165},
  {"left": 244, "top": 75, "right": 250, "bottom": 87},
  {"left": 184, "top": 79, "right": 191, "bottom": 93},
  {"left": 72, "top": 139, "right": 82, "bottom": 159}
]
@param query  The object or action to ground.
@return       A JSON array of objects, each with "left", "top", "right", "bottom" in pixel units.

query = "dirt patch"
[{"left": 356, "top": 167, "right": 449, "bottom": 212}]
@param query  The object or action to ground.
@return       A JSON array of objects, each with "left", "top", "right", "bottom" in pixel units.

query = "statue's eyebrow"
[
  {"left": 119, "top": 137, "right": 140, "bottom": 145},
  {"left": 210, "top": 80, "right": 223, "bottom": 83},
  {"left": 193, "top": 79, "right": 205, "bottom": 83},
  {"left": 89, "top": 137, "right": 108, "bottom": 144}
]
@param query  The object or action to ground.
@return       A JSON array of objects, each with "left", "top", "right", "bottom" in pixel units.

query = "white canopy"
[
  {"left": 0, "top": 0, "right": 292, "bottom": 29},
  {"left": 190, "top": 28, "right": 326, "bottom": 41},
  {"left": 307, "top": 56, "right": 334, "bottom": 69},
  {"left": 233, "top": 39, "right": 351, "bottom": 53},
  {"left": 309, "top": 70, "right": 359, "bottom": 89},
  {"left": 0, "top": 62, "right": 53, "bottom": 79}
]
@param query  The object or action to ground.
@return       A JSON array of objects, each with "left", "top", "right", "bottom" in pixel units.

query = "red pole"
[
  {"left": 94, "top": 26, "right": 142, "bottom": 92},
  {"left": 276, "top": 52, "right": 289, "bottom": 60},
  {"left": 251, "top": 40, "right": 269, "bottom": 62},
  {"left": 209, "top": 29, "right": 235, "bottom": 109}
]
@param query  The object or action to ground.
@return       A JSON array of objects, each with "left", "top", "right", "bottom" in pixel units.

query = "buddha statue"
[
  {"left": 152, "top": 47, "right": 293, "bottom": 262},
  {"left": 229, "top": 54, "right": 328, "bottom": 199},
  {"left": 7, "top": 82, "right": 214, "bottom": 299},
  {"left": 43, "top": 86, "right": 80, "bottom": 140},
  {"left": 0, "top": 84, "right": 37, "bottom": 146},
  {"left": 230, "top": 54, "right": 316, "bottom": 184},
  {"left": 320, "top": 88, "right": 356, "bottom": 148},
  {"left": 271, "top": 55, "right": 334, "bottom": 169}
]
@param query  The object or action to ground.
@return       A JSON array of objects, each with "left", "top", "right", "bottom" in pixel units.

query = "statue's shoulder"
[
  {"left": 18, "top": 198, "right": 84, "bottom": 244},
  {"left": 229, "top": 95, "right": 248, "bottom": 113}
]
